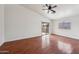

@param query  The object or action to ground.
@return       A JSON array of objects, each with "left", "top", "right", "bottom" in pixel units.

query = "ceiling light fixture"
[{"left": 42, "top": 4, "right": 57, "bottom": 14}]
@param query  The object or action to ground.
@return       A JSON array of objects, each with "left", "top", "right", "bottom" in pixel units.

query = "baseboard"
[
  {"left": 4, "top": 36, "right": 41, "bottom": 43},
  {"left": 0, "top": 41, "right": 4, "bottom": 46},
  {"left": 51, "top": 33, "right": 79, "bottom": 40}
]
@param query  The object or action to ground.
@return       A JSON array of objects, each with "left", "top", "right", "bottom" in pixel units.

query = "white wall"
[
  {"left": 5, "top": 5, "right": 49, "bottom": 42},
  {"left": 0, "top": 5, "right": 4, "bottom": 46},
  {"left": 52, "top": 15, "right": 79, "bottom": 39}
]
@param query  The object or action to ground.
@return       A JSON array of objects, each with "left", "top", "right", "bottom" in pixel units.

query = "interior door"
[{"left": 42, "top": 22, "right": 49, "bottom": 35}]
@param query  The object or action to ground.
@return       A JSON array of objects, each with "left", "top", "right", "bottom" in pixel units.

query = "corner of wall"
[{"left": 0, "top": 41, "right": 4, "bottom": 46}]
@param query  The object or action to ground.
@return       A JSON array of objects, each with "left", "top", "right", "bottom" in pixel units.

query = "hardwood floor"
[{"left": 0, "top": 34, "right": 79, "bottom": 54}]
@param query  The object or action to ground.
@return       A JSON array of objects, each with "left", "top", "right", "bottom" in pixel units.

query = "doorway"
[
  {"left": 42, "top": 22, "right": 49, "bottom": 35},
  {"left": 41, "top": 22, "right": 50, "bottom": 48}
]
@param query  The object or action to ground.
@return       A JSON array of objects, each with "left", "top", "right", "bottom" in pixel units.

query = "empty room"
[{"left": 0, "top": 4, "right": 79, "bottom": 54}]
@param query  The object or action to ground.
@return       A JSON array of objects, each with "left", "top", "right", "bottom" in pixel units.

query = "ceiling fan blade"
[
  {"left": 51, "top": 10, "right": 56, "bottom": 13},
  {"left": 52, "top": 5, "right": 57, "bottom": 8},
  {"left": 46, "top": 4, "right": 49, "bottom": 7}
]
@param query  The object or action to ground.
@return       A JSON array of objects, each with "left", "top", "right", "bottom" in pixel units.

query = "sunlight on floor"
[{"left": 58, "top": 41, "right": 73, "bottom": 54}]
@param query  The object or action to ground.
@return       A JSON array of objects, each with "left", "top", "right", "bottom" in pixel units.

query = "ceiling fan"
[{"left": 42, "top": 4, "right": 57, "bottom": 14}]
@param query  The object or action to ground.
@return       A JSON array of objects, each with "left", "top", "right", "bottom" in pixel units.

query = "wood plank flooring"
[{"left": 0, "top": 34, "right": 79, "bottom": 54}]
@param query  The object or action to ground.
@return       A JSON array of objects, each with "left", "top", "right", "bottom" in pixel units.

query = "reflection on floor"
[
  {"left": 42, "top": 33, "right": 50, "bottom": 49},
  {"left": 58, "top": 41, "right": 73, "bottom": 53},
  {"left": 0, "top": 34, "right": 79, "bottom": 54}
]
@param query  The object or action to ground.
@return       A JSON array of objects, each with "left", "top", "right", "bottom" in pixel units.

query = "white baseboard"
[
  {"left": 5, "top": 35, "right": 41, "bottom": 43},
  {"left": 52, "top": 33, "right": 79, "bottom": 40},
  {"left": 0, "top": 41, "right": 4, "bottom": 46}
]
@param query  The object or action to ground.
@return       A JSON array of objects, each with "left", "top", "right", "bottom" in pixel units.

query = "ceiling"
[{"left": 21, "top": 4, "right": 79, "bottom": 20}]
